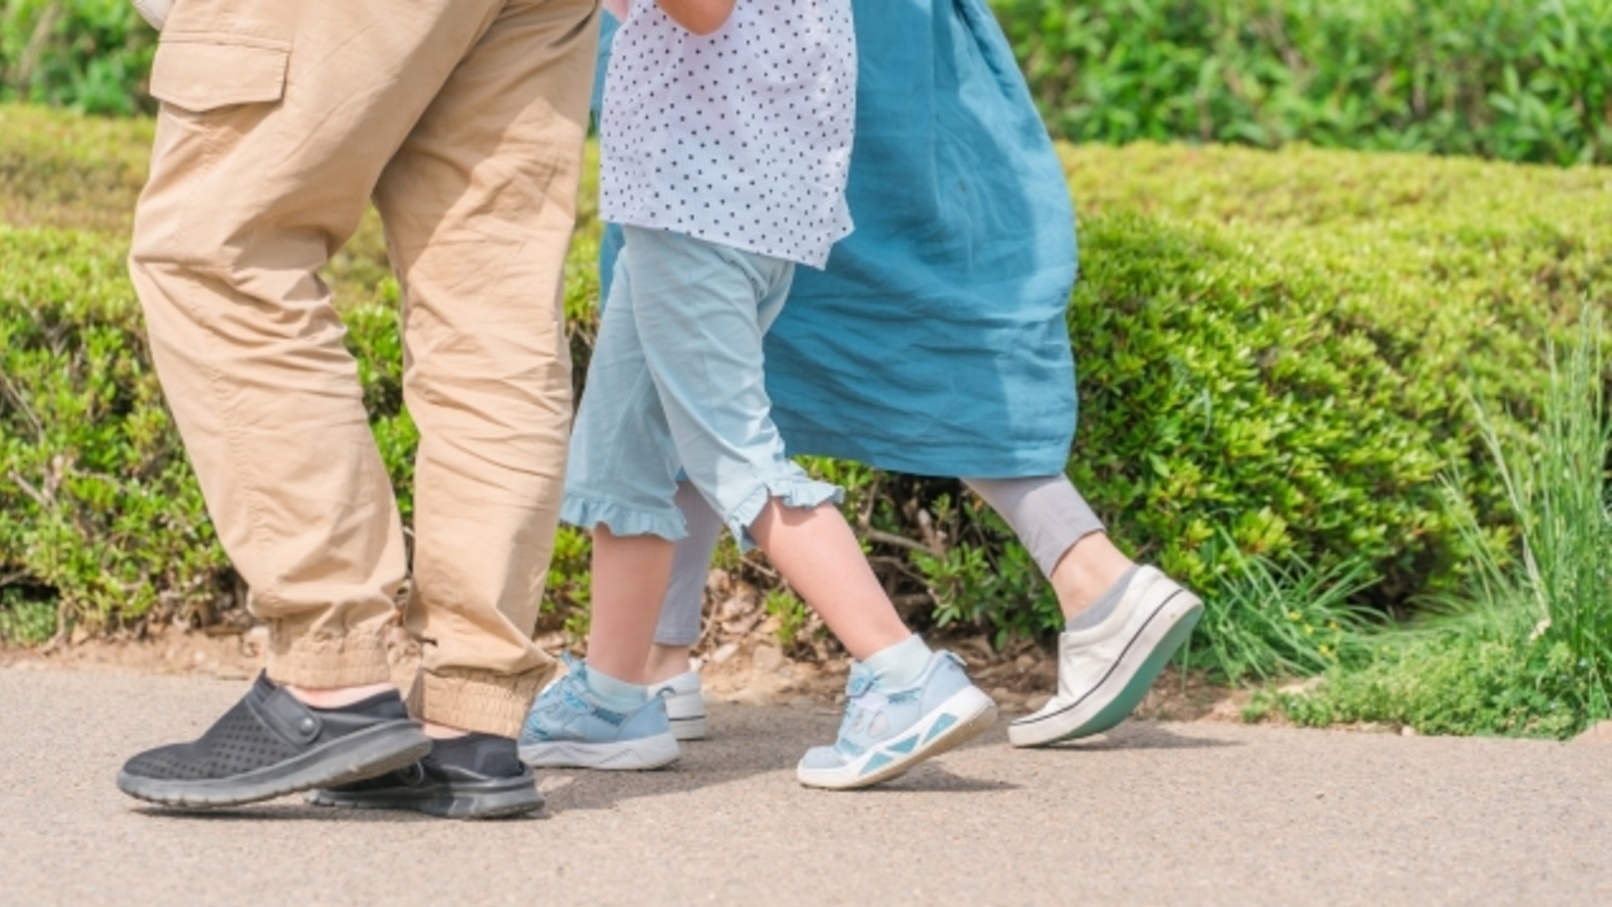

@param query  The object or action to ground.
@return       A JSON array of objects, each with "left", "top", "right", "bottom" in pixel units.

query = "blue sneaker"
[
  {"left": 517, "top": 656, "right": 680, "bottom": 770},
  {"left": 796, "top": 651, "right": 996, "bottom": 790}
]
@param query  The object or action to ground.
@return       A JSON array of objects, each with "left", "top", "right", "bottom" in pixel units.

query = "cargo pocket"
[{"left": 148, "top": 33, "right": 290, "bottom": 112}]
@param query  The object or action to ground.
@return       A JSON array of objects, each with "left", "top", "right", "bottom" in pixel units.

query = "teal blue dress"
[{"left": 596, "top": 0, "right": 1078, "bottom": 477}]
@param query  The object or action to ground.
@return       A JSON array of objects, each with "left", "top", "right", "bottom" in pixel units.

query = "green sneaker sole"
[
  {"left": 1008, "top": 591, "right": 1204, "bottom": 748},
  {"left": 1045, "top": 603, "right": 1202, "bottom": 745}
]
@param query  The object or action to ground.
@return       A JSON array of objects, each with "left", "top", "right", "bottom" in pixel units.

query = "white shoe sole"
[
  {"left": 796, "top": 685, "right": 997, "bottom": 791},
  {"left": 668, "top": 713, "right": 707, "bottom": 741},
  {"left": 1008, "top": 586, "right": 1203, "bottom": 748},
  {"left": 517, "top": 731, "right": 680, "bottom": 771},
  {"left": 663, "top": 690, "right": 708, "bottom": 741}
]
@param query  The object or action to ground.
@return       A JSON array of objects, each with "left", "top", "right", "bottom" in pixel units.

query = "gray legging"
[{"left": 653, "top": 476, "right": 1104, "bottom": 646}]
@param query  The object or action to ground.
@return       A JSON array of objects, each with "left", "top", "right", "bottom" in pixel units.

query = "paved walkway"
[{"left": 2, "top": 667, "right": 1608, "bottom": 905}]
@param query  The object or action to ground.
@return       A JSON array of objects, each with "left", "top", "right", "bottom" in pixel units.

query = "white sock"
[
  {"left": 863, "top": 634, "right": 933, "bottom": 690},
  {"left": 1067, "top": 565, "right": 1140, "bottom": 632},
  {"left": 584, "top": 663, "right": 648, "bottom": 710}
]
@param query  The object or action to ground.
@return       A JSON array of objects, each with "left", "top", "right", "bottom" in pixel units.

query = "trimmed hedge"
[
  {"left": 2, "top": 104, "right": 1609, "bottom": 652},
  {"left": 4, "top": 2, "right": 1611, "bottom": 164},
  {"left": 1062, "top": 142, "right": 1612, "bottom": 608}
]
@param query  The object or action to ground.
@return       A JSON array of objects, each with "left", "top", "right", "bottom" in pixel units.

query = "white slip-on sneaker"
[
  {"left": 649, "top": 669, "right": 707, "bottom": 741},
  {"left": 1008, "top": 566, "right": 1203, "bottom": 747}
]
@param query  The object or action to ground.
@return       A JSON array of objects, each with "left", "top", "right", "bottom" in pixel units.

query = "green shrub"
[
  {"left": 1061, "top": 142, "right": 1610, "bottom": 626},
  {"left": 995, "top": 0, "right": 1612, "bottom": 165},
  {"left": 3, "top": 107, "right": 1611, "bottom": 681},
  {"left": 8, "top": 2, "right": 1612, "bottom": 166},
  {"left": 0, "top": 104, "right": 149, "bottom": 231},
  {"left": 0, "top": 584, "right": 58, "bottom": 644},
  {"left": 0, "top": 225, "right": 221, "bottom": 628},
  {"left": 914, "top": 489, "right": 1063, "bottom": 649},
  {"left": 0, "top": 1, "right": 154, "bottom": 115},
  {"left": 1270, "top": 311, "right": 1610, "bottom": 737}
]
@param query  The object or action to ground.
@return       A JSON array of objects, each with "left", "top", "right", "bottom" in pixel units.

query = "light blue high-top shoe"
[
  {"left": 517, "top": 656, "right": 680, "bottom": 771},
  {"left": 797, "top": 651, "right": 996, "bottom": 790}
]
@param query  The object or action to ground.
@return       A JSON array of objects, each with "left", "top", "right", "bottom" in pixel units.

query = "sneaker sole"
[
  {"left": 796, "top": 685, "right": 997, "bottom": 791},
  {"left": 517, "top": 731, "right": 680, "bottom": 771},
  {"left": 116, "top": 721, "right": 434, "bottom": 809},
  {"left": 668, "top": 713, "right": 707, "bottom": 741},
  {"left": 306, "top": 777, "right": 545, "bottom": 820},
  {"left": 1008, "top": 590, "right": 1203, "bottom": 748},
  {"left": 664, "top": 690, "right": 708, "bottom": 741}
]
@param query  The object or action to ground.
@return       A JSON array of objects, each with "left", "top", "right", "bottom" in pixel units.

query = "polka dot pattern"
[{"left": 599, "top": 0, "right": 856, "bottom": 269}]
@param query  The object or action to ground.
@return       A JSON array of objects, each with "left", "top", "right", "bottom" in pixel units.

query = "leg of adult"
[
  {"left": 963, "top": 479, "right": 1202, "bottom": 747},
  {"left": 119, "top": 0, "right": 595, "bottom": 813},
  {"left": 377, "top": 0, "right": 598, "bottom": 740},
  {"left": 962, "top": 476, "right": 1134, "bottom": 621},
  {"left": 298, "top": 0, "right": 603, "bottom": 817},
  {"left": 644, "top": 482, "right": 722, "bottom": 688}
]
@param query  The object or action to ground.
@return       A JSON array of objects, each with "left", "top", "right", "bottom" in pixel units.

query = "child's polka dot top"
[{"left": 599, "top": 0, "right": 856, "bottom": 269}]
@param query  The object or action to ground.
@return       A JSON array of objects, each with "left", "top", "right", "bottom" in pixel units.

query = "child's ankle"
[
  {"left": 862, "top": 634, "right": 933, "bottom": 689},
  {"left": 584, "top": 662, "right": 650, "bottom": 710}
]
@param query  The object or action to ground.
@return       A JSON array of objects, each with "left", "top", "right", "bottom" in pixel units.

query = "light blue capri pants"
[{"left": 561, "top": 226, "right": 843, "bottom": 545}]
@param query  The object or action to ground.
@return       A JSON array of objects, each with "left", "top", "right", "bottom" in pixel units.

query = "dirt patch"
[
  {"left": 0, "top": 620, "right": 1247, "bottom": 723},
  {"left": 2, "top": 561, "right": 1256, "bottom": 725}
]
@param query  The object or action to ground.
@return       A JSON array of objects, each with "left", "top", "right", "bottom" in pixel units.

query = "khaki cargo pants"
[{"left": 129, "top": 0, "right": 599, "bottom": 736}]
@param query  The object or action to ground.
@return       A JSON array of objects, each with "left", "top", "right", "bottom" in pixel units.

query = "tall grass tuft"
[
  {"left": 1490, "top": 307, "right": 1612, "bottom": 724},
  {"left": 1187, "top": 536, "right": 1376, "bottom": 684},
  {"left": 1271, "top": 308, "right": 1611, "bottom": 737}
]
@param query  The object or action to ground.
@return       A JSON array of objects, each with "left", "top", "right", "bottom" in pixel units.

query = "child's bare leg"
[
  {"left": 770, "top": 495, "right": 996, "bottom": 789},
  {"left": 586, "top": 526, "right": 676, "bottom": 685},
  {"left": 748, "top": 498, "right": 910, "bottom": 660},
  {"left": 519, "top": 524, "right": 683, "bottom": 771}
]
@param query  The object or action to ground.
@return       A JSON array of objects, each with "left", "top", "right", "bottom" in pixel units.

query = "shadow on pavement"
[
  {"left": 1041, "top": 721, "right": 1244, "bottom": 752},
  {"left": 122, "top": 702, "right": 1070, "bottom": 820},
  {"left": 127, "top": 801, "right": 546, "bottom": 823},
  {"left": 850, "top": 764, "right": 1020, "bottom": 794},
  {"left": 537, "top": 702, "right": 1022, "bottom": 812}
]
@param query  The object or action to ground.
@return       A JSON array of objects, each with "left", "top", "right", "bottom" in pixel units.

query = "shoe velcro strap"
[{"left": 247, "top": 684, "right": 323, "bottom": 746}]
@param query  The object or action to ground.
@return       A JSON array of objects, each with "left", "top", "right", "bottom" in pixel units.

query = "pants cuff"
[
  {"left": 562, "top": 492, "right": 688, "bottom": 540},
  {"left": 729, "top": 475, "right": 843, "bottom": 552},
  {"left": 264, "top": 622, "right": 392, "bottom": 689},
  {"left": 408, "top": 662, "right": 556, "bottom": 738}
]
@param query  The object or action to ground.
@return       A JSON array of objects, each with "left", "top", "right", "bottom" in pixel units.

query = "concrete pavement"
[{"left": 1, "top": 666, "right": 1608, "bottom": 906}]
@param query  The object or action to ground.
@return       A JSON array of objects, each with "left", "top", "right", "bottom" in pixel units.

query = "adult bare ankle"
[
  {"left": 1051, "top": 533, "right": 1136, "bottom": 619},
  {"left": 285, "top": 681, "right": 396, "bottom": 710},
  {"left": 645, "top": 643, "right": 695, "bottom": 684},
  {"left": 420, "top": 721, "right": 472, "bottom": 740}
]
